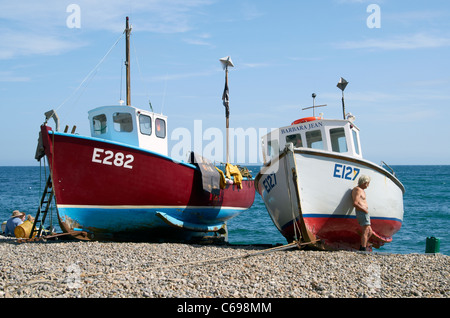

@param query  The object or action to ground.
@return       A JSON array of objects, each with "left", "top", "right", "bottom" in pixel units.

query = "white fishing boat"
[{"left": 255, "top": 80, "right": 405, "bottom": 251}]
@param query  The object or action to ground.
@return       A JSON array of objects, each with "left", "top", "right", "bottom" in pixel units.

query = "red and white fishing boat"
[
  {"left": 255, "top": 84, "right": 405, "bottom": 251},
  {"left": 34, "top": 17, "right": 255, "bottom": 242}
]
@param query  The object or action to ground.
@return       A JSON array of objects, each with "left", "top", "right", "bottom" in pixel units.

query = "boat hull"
[
  {"left": 256, "top": 147, "right": 404, "bottom": 250},
  {"left": 40, "top": 126, "right": 255, "bottom": 241}
]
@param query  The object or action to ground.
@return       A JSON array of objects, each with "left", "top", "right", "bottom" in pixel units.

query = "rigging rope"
[
  {"left": 4, "top": 241, "right": 322, "bottom": 295},
  {"left": 55, "top": 32, "right": 125, "bottom": 112},
  {"left": 131, "top": 34, "right": 153, "bottom": 112}
]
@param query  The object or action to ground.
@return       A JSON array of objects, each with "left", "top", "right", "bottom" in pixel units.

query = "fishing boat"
[
  {"left": 255, "top": 81, "right": 405, "bottom": 251},
  {"left": 33, "top": 17, "right": 255, "bottom": 242}
]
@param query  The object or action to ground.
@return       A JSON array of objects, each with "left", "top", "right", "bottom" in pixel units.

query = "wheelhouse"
[
  {"left": 261, "top": 117, "right": 362, "bottom": 164},
  {"left": 88, "top": 105, "right": 168, "bottom": 156}
]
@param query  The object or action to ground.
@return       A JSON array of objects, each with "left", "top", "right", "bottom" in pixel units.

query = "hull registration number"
[
  {"left": 333, "top": 163, "right": 360, "bottom": 181},
  {"left": 92, "top": 148, "right": 134, "bottom": 169},
  {"left": 262, "top": 172, "right": 277, "bottom": 193}
]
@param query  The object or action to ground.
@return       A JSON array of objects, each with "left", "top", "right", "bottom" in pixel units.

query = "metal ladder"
[{"left": 29, "top": 175, "right": 55, "bottom": 239}]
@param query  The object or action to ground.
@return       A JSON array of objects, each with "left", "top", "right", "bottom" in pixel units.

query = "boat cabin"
[
  {"left": 88, "top": 105, "right": 168, "bottom": 156},
  {"left": 261, "top": 117, "right": 362, "bottom": 164}
]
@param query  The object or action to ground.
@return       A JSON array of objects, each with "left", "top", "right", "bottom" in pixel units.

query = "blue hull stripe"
[{"left": 58, "top": 206, "right": 243, "bottom": 233}]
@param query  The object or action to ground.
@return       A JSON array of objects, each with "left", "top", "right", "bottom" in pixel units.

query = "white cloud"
[
  {"left": 0, "top": 0, "right": 215, "bottom": 59},
  {"left": 183, "top": 33, "right": 215, "bottom": 47},
  {"left": 183, "top": 38, "right": 213, "bottom": 46},
  {"left": 150, "top": 70, "right": 216, "bottom": 82},
  {"left": 87, "top": 0, "right": 215, "bottom": 33},
  {"left": 0, "top": 29, "right": 86, "bottom": 59},
  {"left": 0, "top": 0, "right": 215, "bottom": 32},
  {"left": 384, "top": 10, "right": 448, "bottom": 26},
  {"left": 240, "top": 2, "right": 265, "bottom": 21},
  {"left": 241, "top": 62, "right": 272, "bottom": 69},
  {"left": 336, "top": 32, "right": 450, "bottom": 50},
  {"left": 288, "top": 56, "right": 323, "bottom": 62},
  {"left": 321, "top": 89, "right": 450, "bottom": 107}
]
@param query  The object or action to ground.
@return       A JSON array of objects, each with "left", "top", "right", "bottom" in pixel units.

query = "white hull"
[{"left": 256, "top": 146, "right": 405, "bottom": 250}]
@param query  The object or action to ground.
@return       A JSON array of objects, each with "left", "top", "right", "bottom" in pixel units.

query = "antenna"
[
  {"left": 302, "top": 93, "right": 327, "bottom": 116},
  {"left": 337, "top": 77, "right": 349, "bottom": 119},
  {"left": 220, "top": 56, "right": 234, "bottom": 164}
]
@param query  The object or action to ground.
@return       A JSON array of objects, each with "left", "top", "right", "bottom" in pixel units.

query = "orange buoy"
[{"left": 291, "top": 116, "right": 321, "bottom": 125}]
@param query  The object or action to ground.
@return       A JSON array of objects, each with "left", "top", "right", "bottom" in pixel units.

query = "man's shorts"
[{"left": 356, "top": 210, "right": 371, "bottom": 226}]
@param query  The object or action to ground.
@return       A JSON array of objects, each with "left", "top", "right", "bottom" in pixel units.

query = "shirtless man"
[{"left": 352, "top": 175, "right": 373, "bottom": 251}]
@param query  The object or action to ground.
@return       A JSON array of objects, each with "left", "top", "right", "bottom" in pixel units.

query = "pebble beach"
[{"left": 0, "top": 235, "right": 448, "bottom": 299}]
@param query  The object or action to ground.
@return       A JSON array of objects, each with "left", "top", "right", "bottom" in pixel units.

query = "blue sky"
[{"left": 1, "top": 0, "right": 449, "bottom": 166}]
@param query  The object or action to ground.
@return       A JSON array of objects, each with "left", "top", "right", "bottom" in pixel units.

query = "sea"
[{"left": 0, "top": 165, "right": 448, "bottom": 255}]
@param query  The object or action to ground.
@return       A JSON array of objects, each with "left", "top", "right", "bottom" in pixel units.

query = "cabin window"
[
  {"left": 330, "top": 128, "right": 348, "bottom": 153},
  {"left": 352, "top": 130, "right": 360, "bottom": 155},
  {"left": 286, "top": 134, "right": 303, "bottom": 147},
  {"left": 155, "top": 118, "right": 166, "bottom": 139},
  {"left": 139, "top": 114, "right": 152, "bottom": 136},
  {"left": 92, "top": 114, "right": 107, "bottom": 135},
  {"left": 113, "top": 112, "right": 133, "bottom": 132},
  {"left": 306, "top": 130, "right": 323, "bottom": 150}
]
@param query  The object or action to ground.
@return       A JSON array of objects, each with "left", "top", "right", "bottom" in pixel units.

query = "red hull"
[
  {"left": 40, "top": 126, "right": 255, "bottom": 241},
  {"left": 281, "top": 216, "right": 401, "bottom": 250}
]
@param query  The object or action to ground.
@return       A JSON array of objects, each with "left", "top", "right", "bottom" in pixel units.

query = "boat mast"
[{"left": 125, "top": 17, "right": 131, "bottom": 106}]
